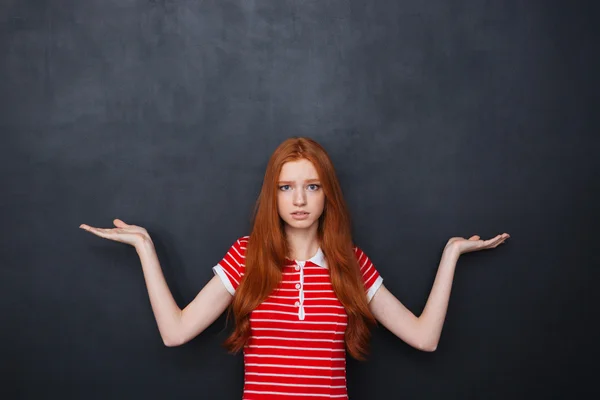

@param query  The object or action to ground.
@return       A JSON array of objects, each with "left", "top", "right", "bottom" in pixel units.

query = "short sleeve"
[
  {"left": 353, "top": 246, "right": 384, "bottom": 303},
  {"left": 212, "top": 236, "right": 248, "bottom": 295}
]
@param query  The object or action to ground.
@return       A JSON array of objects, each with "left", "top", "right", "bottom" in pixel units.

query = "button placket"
[{"left": 296, "top": 261, "right": 305, "bottom": 320}]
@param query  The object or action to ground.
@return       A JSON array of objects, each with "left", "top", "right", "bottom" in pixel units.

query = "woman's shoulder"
[
  {"left": 351, "top": 244, "right": 376, "bottom": 266},
  {"left": 236, "top": 235, "right": 250, "bottom": 246},
  {"left": 227, "top": 236, "right": 249, "bottom": 254},
  {"left": 219, "top": 236, "right": 249, "bottom": 269},
  {"left": 351, "top": 243, "right": 366, "bottom": 256}
]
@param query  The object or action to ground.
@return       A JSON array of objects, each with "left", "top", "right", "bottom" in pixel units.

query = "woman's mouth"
[{"left": 291, "top": 212, "right": 310, "bottom": 220}]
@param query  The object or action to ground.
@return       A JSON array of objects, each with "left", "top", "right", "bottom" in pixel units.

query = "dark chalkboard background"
[{"left": 1, "top": 1, "right": 598, "bottom": 399}]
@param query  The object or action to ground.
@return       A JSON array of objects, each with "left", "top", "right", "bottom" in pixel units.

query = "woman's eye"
[
  {"left": 279, "top": 185, "right": 291, "bottom": 191},
  {"left": 307, "top": 184, "right": 320, "bottom": 191}
]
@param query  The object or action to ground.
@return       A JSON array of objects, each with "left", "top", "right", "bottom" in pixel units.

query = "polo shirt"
[{"left": 213, "top": 236, "right": 383, "bottom": 400}]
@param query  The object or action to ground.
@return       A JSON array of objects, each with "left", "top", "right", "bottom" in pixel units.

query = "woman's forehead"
[{"left": 278, "top": 159, "right": 320, "bottom": 181}]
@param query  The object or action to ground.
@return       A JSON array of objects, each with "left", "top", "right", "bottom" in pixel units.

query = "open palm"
[
  {"left": 79, "top": 219, "right": 151, "bottom": 248},
  {"left": 445, "top": 233, "right": 510, "bottom": 255}
]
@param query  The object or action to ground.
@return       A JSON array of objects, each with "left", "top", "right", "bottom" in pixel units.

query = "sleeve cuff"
[
  {"left": 212, "top": 264, "right": 236, "bottom": 296},
  {"left": 366, "top": 276, "right": 383, "bottom": 303}
]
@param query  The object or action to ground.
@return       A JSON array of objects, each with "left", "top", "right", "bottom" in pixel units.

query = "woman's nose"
[{"left": 293, "top": 189, "right": 307, "bottom": 205}]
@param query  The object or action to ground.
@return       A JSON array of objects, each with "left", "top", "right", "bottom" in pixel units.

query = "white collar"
[{"left": 292, "top": 247, "right": 328, "bottom": 269}]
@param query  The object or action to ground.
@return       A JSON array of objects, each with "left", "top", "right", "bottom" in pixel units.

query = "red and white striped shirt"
[{"left": 213, "top": 236, "right": 383, "bottom": 400}]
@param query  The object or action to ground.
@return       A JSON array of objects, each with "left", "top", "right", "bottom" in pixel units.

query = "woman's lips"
[{"left": 291, "top": 212, "right": 310, "bottom": 220}]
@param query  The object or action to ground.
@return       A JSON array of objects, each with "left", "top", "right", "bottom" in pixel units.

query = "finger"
[
  {"left": 80, "top": 224, "right": 104, "bottom": 232},
  {"left": 483, "top": 235, "right": 500, "bottom": 245},
  {"left": 498, "top": 234, "right": 510, "bottom": 245},
  {"left": 468, "top": 235, "right": 481, "bottom": 241},
  {"left": 114, "top": 219, "right": 142, "bottom": 231},
  {"left": 488, "top": 239, "right": 502, "bottom": 248},
  {"left": 81, "top": 226, "right": 120, "bottom": 240},
  {"left": 486, "top": 235, "right": 506, "bottom": 248},
  {"left": 80, "top": 224, "right": 114, "bottom": 232},
  {"left": 81, "top": 226, "right": 110, "bottom": 238},
  {"left": 496, "top": 233, "right": 509, "bottom": 242}
]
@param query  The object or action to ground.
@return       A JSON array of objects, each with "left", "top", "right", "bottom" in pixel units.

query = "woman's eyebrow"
[{"left": 277, "top": 179, "right": 321, "bottom": 184}]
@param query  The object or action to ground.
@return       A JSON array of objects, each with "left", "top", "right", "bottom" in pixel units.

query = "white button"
[
  {"left": 294, "top": 301, "right": 300, "bottom": 307},
  {"left": 295, "top": 283, "right": 301, "bottom": 289},
  {"left": 295, "top": 266, "right": 300, "bottom": 271}
]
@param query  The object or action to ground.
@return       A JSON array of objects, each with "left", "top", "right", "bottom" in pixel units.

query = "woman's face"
[{"left": 277, "top": 159, "right": 325, "bottom": 232}]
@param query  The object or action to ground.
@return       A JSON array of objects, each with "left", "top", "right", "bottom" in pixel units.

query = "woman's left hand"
[{"left": 444, "top": 233, "right": 510, "bottom": 255}]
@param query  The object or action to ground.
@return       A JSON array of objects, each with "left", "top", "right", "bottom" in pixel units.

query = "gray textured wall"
[{"left": 1, "top": 1, "right": 598, "bottom": 399}]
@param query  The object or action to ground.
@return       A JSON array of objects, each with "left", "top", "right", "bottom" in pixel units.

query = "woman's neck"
[{"left": 284, "top": 225, "right": 320, "bottom": 261}]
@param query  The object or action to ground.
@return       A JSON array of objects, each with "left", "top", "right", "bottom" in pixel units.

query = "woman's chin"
[{"left": 284, "top": 219, "right": 318, "bottom": 230}]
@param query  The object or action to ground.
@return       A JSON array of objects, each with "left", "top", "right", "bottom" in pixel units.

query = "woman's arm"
[
  {"left": 80, "top": 219, "right": 233, "bottom": 348},
  {"left": 369, "top": 233, "right": 509, "bottom": 352},
  {"left": 368, "top": 247, "right": 458, "bottom": 352},
  {"left": 136, "top": 239, "right": 232, "bottom": 347}
]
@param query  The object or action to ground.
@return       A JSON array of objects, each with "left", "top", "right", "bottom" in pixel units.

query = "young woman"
[{"left": 80, "top": 137, "right": 510, "bottom": 399}]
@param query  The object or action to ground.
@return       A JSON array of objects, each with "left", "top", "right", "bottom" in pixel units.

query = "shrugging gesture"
[
  {"left": 80, "top": 218, "right": 233, "bottom": 347},
  {"left": 445, "top": 233, "right": 510, "bottom": 255},
  {"left": 368, "top": 232, "right": 510, "bottom": 352},
  {"left": 80, "top": 218, "right": 151, "bottom": 248}
]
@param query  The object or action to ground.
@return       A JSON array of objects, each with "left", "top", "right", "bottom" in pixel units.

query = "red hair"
[{"left": 223, "top": 137, "right": 376, "bottom": 360}]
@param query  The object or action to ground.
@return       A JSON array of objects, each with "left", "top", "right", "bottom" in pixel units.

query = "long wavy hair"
[{"left": 223, "top": 137, "right": 376, "bottom": 360}]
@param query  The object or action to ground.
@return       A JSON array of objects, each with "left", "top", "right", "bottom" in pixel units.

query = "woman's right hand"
[{"left": 79, "top": 219, "right": 152, "bottom": 249}]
